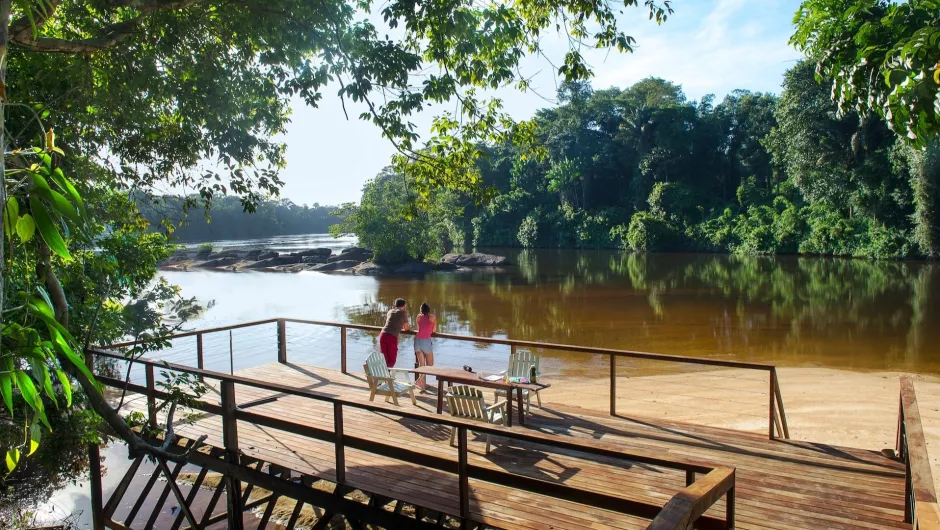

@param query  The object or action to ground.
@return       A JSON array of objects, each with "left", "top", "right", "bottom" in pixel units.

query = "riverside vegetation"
[
  {"left": 1, "top": 0, "right": 938, "bottom": 526},
  {"left": 338, "top": 62, "right": 940, "bottom": 263}
]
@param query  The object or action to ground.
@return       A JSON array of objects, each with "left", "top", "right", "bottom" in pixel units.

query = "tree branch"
[{"left": 12, "top": 19, "right": 141, "bottom": 54}]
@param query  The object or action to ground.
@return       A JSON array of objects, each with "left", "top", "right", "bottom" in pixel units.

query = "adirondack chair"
[
  {"left": 446, "top": 385, "right": 508, "bottom": 454},
  {"left": 364, "top": 351, "right": 416, "bottom": 406},
  {"left": 493, "top": 350, "right": 542, "bottom": 411}
]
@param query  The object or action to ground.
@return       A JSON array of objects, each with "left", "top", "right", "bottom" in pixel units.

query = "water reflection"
[{"left": 161, "top": 249, "right": 940, "bottom": 374}]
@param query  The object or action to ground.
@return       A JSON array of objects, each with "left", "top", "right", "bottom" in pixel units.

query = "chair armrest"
[
  {"left": 388, "top": 367, "right": 413, "bottom": 382},
  {"left": 486, "top": 400, "right": 509, "bottom": 412}
]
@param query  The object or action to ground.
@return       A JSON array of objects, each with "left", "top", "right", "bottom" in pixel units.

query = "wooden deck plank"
[{"left": 122, "top": 363, "right": 911, "bottom": 530}]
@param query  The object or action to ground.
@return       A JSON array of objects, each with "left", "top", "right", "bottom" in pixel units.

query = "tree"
[
  {"left": 792, "top": 0, "right": 940, "bottom": 255},
  {"left": 0, "top": 0, "right": 677, "bottom": 482},
  {"left": 792, "top": 0, "right": 940, "bottom": 145}
]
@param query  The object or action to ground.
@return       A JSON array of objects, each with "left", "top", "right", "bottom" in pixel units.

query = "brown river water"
[{"left": 155, "top": 243, "right": 940, "bottom": 376}]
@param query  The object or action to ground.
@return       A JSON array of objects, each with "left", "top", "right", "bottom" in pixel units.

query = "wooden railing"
[
  {"left": 897, "top": 376, "right": 940, "bottom": 529},
  {"left": 89, "top": 346, "right": 736, "bottom": 530},
  {"left": 108, "top": 316, "right": 790, "bottom": 439}
]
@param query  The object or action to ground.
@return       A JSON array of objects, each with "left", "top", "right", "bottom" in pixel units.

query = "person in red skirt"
[{"left": 378, "top": 298, "right": 410, "bottom": 367}]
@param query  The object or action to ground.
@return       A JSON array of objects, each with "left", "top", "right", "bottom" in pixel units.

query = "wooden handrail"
[
  {"left": 102, "top": 315, "right": 791, "bottom": 440},
  {"left": 91, "top": 344, "right": 735, "bottom": 528},
  {"left": 646, "top": 467, "right": 735, "bottom": 530},
  {"left": 89, "top": 346, "right": 717, "bottom": 474},
  {"left": 898, "top": 376, "right": 940, "bottom": 529}
]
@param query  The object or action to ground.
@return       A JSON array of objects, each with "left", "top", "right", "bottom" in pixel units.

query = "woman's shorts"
[{"left": 414, "top": 338, "right": 433, "bottom": 353}]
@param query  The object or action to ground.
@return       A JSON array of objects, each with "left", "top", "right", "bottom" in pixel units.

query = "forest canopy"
[
  {"left": 340, "top": 62, "right": 940, "bottom": 263},
  {"left": 138, "top": 196, "right": 341, "bottom": 242}
]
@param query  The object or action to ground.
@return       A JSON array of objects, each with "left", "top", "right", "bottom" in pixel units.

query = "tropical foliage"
[
  {"left": 343, "top": 63, "right": 940, "bottom": 261},
  {"left": 138, "top": 195, "right": 340, "bottom": 242}
]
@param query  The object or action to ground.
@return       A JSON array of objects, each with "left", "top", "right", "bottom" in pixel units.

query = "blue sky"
[{"left": 278, "top": 0, "right": 805, "bottom": 206}]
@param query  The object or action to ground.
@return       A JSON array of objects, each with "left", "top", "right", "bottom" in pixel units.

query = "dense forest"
[
  {"left": 138, "top": 195, "right": 340, "bottom": 241},
  {"left": 338, "top": 61, "right": 940, "bottom": 263}
]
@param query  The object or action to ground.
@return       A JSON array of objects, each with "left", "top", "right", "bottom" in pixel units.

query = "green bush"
[
  {"left": 517, "top": 214, "right": 539, "bottom": 248},
  {"left": 619, "top": 211, "right": 682, "bottom": 251},
  {"left": 196, "top": 242, "right": 214, "bottom": 256}
]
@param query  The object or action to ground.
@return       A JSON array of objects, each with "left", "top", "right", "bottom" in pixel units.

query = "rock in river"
[
  {"left": 245, "top": 249, "right": 263, "bottom": 260},
  {"left": 338, "top": 246, "right": 374, "bottom": 261},
  {"left": 292, "top": 248, "right": 333, "bottom": 258},
  {"left": 352, "top": 262, "right": 391, "bottom": 275},
  {"left": 441, "top": 253, "right": 509, "bottom": 266},
  {"left": 199, "top": 257, "right": 240, "bottom": 268},
  {"left": 207, "top": 250, "right": 242, "bottom": 259},
  {"left": 310, "top": 260, "right": 360, "bottom": 271},
  {"left": 257, "top": 251, "right": 280, "bottom": 260},
  {"left": 301, "top": 255, "right": 328, "bottom": 264},
  {"left": 246, "top": 255, "right": 301, "bottom": 268}
]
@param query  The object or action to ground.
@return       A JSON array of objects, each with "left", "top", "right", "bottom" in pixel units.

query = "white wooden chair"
[
  {"left": 364, "top": 351, "right": 416, "bottom": 406},
  {"left": 494, "top": 350, "right": 542, "bottom": 411},
  {"left": 446, "top": 385, "right": 508, "bottom": 454}
]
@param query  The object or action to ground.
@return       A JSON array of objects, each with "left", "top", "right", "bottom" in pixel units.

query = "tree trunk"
[
  {"left": 910, "top": 141, "right": 940, "bottom": 258},
  {"left": 0, "top": 0, "right": 10, "bottom": 370}
]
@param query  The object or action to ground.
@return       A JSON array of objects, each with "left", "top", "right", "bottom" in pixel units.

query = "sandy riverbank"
[{"left": 539, "top": 366, "right": 940, "bottom": 492}]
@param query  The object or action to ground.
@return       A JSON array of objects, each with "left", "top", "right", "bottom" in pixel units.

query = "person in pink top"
[{"left": 413, "top": 302, "right": 437, "bottom": 391}]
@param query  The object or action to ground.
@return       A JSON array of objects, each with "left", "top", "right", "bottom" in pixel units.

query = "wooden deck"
[{"left": 121, "top": 361, "right": 909, "bottom": 530}]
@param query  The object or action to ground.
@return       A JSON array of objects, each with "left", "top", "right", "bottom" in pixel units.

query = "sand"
[{"left": 539, "top": 366, "right": 940, "bottom": 493}]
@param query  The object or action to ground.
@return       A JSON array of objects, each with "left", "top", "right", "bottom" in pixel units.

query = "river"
[{"left": 156, "top": 235, "right": 940, "bottom": 376}]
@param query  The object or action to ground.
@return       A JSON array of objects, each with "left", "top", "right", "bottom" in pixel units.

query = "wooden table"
[{"left": 410, "top": 366, "right": 550, "bottom": 426}]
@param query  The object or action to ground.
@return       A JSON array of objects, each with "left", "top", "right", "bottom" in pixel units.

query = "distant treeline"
[
  {"left": 339, "top": 61, "right": 940, "bottom": 263},
  {"left": 138, "top": 195, "right": 341, "bottom": 241}
]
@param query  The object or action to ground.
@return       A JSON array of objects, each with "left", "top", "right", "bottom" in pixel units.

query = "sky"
[{"left": 278, "top": 0, "right": 805, "bottom": 206}]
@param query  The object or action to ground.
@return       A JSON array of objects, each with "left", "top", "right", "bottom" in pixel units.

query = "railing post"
[
  {"left": 768, "top": 369, "right": 776, "bottom": 440},
  {"left": 772, "top": 367, "right": 790, "bottom": 439},
  {"left": 610, "top": 354, "right": 617, "bottom": 416},
  {"left": 145, "top": 364, "right": 157, "bottom": 429},
  {"left": 334, "top": 402, "right": 346, "bottom": 485},
  {"left": 340, "top": 325, "right": 347, "bottom": 374},
  {"left": 726, "top": 485, "right": 735, "bottom": 529},
  {"left": 510, "top": 344, "right": 517, "bottom": 357},
  {"left": 221, "top": 380, "right": 244, "bottom": 530},
  {"left": 196, "top": 332, "right": 204, "bottom": 371},
  {"left": 458, "top": 426, "right": 470, "bottom": 528},
  {"left": 277, "top": 319, "right": 287, "bottom": 364},
  {"left": 88, "top": 443, "right": 104, "bottom": 530}
]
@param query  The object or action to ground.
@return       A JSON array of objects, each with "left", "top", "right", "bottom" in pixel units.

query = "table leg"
[
  {"left": 506, "top": 387, "right": 513, "bottom": 428},
  {"left": 437, "top": 381, "right": 444, "bottom": 414},
  {"left": 517, "top": 387, "right": 525, "bottom": 425}
]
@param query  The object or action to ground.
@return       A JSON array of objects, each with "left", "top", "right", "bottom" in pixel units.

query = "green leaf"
[
  {"left": 50, "top": 168, "right": 85, "bottom": 215},
  {"left": 28, "top": 423, "right": 41, "bottom": 456},
  {"left": 3, "top": 197, "right": 18, "bottom": 240},
  {"left": 29, "top": 197, "right": 70, "bottom": 259},
  {"left": 31, "top": 174, "right": 79, "bottom": 222},
  {"left": 0, "top": 373, "right": 13, "bottom": 417},
  {"left": 5, "top": 448, "right": 20, "bottom": 474},
  {"left": 15, "top": 214, "right": 35, "bottom": 242},
  {"left": 14, "top": 371, "right": 42, "bottom": 415},
  {"left": 55, "top": 369, "right": 71, "bottom": 407}
]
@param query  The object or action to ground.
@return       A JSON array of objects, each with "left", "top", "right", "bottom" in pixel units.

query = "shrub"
[
  {"left": 196, "top": 242, "right": 214, "bottom": 257},
  {"left": 517, "top": 214, "right": 539, "bottom": 248},
  {"left": 619, "top": 211, "right": 682, "bottom": 251}
]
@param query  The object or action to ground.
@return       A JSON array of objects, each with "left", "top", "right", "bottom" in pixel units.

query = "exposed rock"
[
  {"left": 310, "top": 260, "right": 360, "bottom": 271},
  {"left": 168, "top": 255, "right": 189, "bottom": 263},
  {"left": 441, "top": 253, "right": 509, "bottom": 266},
  {"left": 394, "top": 260, "right": 433, "bottom": 274},
  {"left": 293, "top": 248, "right": 332, "bottom": 258},
  {"left": 433, "top": 261, "right": 458, "bottom": 271},
  {"left": 245, "top": 249, "right": 263, "bottom": 260},
  {"left": 199, "top": 257, "right": 241, "bottom": 268},
  {"left": 328, "top": 253, "right": 368, "bottom": 263},
  {"left": 246, "top": 255, "right": 301, "bottom": 268},
  {"left": 195, "top": 247, "right": 213, "bottom": 258},
  {"left": 352, "top": 262, "right": 392, "bottom": 275},
  {"left": 257, "top": 251, "right": 280, "bottom": 260},
  {"left": 338, "top": 246, "right": 373, "bottom": 261},
  {"left": 207, "top": 250, "right": 241, "bottom": 259},
  {"left": 301, "top": 255, "right": 329, "bottom": 264}
]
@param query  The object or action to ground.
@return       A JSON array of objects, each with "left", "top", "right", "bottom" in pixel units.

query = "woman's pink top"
[{"left": 416, "top": 314, "right": 434, "bottom": 339}]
